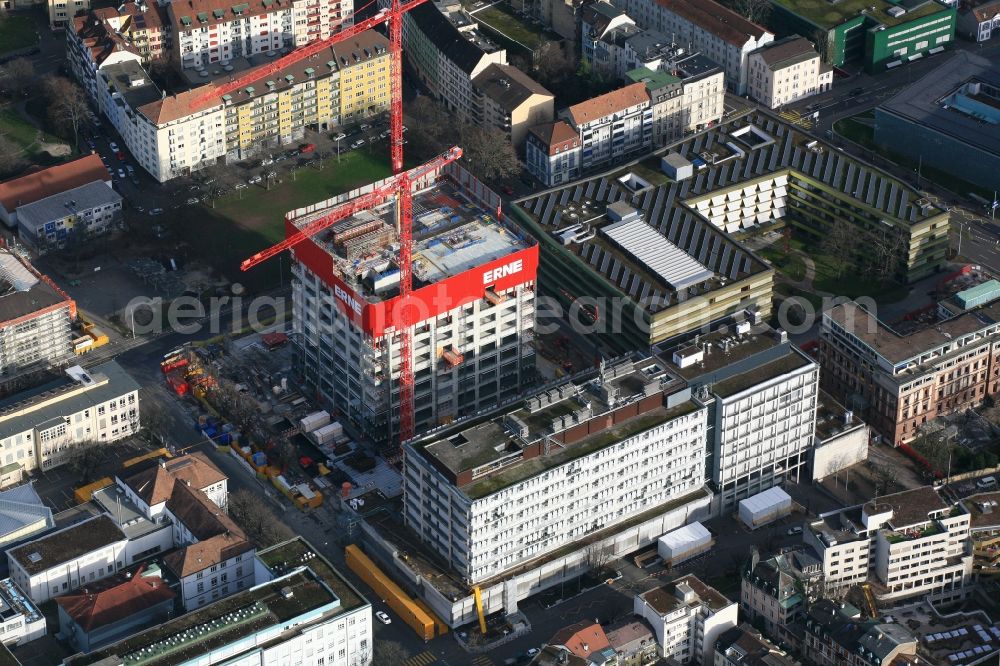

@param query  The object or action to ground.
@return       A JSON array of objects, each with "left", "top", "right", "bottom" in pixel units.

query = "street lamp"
[{"left": 336, "top": 136, "right": 342, "bottom": 163}]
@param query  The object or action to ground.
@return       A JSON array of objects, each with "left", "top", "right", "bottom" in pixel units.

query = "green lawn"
[
  {"left": 805, "top": 243, "right": 909, "bottom": 303},
  {"left": 758, "top": 245, "right": 807, "bottom": 282},
  {"left": 0, "top": 108, "right": 69, "bottom": 166},
  {"left": 0, "top": 15, "right": 38, "bottom": 56},
  {"left": 774, "top": 282, "right": 823, "bottom": 310},
  {"left": 473, "top": 4, "right": 543, "bottom": 49},
  {"left": 175, "top": 150, "right": 393, "bottom": 292}
]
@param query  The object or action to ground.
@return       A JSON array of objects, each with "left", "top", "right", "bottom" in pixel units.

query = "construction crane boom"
[
  {"left": 190, "top": 0, "right": 430, "bottom": 108},
  {"left": 240, "top": 146, "right": 461, "bottom": 272}
]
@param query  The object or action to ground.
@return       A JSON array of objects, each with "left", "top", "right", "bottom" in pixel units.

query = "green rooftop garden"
[{"left": 772, "top": 0, "right": 946, "bottom": 30}]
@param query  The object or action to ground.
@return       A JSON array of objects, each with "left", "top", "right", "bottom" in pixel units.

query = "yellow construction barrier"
[
  {"left": 412, "top": 598, "right": 448, "bottom": 635},
  {"left": 123, "top": 448, "right": 172, "bottom": 468},
  {"left": 74, "top": 477, "right": 112, "bottom": 503},
  {"left": 345, "top": 545, "right": 435, "bottom": 641}
]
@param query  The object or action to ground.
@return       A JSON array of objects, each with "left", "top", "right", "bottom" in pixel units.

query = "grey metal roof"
[
  {"left": 878, "top": 51, "right": 1000, "bottom": 158},
  {"left": 603, "top": 218, "right": 714, "bottom": 290},
  {"left": 0, "top": 483, "right": 53, "bottom": 542},
  {"left": 0, "top": 361, "right": 140, "bottom": 442},
  {"left": 0, "top": 251, "right": 70, "bottom": 327},
  {"left": 16, "top": 182, "right": 121, "bottom": 232}
]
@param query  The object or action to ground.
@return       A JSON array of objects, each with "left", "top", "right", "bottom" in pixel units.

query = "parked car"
[
  {"left": 234, "top": 182, "right": 248, "bottom": 189},
  {"left": 526, "top": 648, "right": 539, "bottom": 657},
  {"left": 260, "top": 157, "right": 275, "bottom": 166},
  {"left": 375, "top": 611, "right": 391, "bottom": 625},
  {"left": 125, "top": 164, "right": 135, "bottom": 174},
  {"left": 787, "top": 526, "right": 803, "bottom": 536},
  {"left": 275, "top": 154, "right": 288, "bottom": 162},
  {"left": 109, "top": 141, "right": 119, "bottom": 152},
  {"left": 149, "top": 208, "right": 164, "bottom": 216},
  {"left": 359, "top": 123, "right": 371, "bottom": 131},
  {"left": 130, "top": 176, "right": 140, "bottom": 186},
  {"left": 248, "top": 175, "right": 263, "bottom": 184},
  {"left": 86, "top": 139, "right": 96, "bottom": 149},
  {"left": 332, "top": 132, "right": 347, "bottom": 141},
  {"left": 116, "top": 151, "right": 125, "bottom": 161},
  {"left": 350, "top": 139, "right": 365, "bottom": 149},
  {"left": 850, "top": 87, "right": 864, "bottom": 96},
  {"left": 299, "top": 143, "right": 315, "bottom": 153},
  {"left": 117, "top": 168, "right": 126, "bottom": 179},
  {"left": 501, "top": 185, "right": 514, "bottom": 195},
  {"left": 186, "top": 197, "right": 200, "bottom": 205}
]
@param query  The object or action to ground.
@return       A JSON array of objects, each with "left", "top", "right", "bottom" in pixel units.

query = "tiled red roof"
[
  {"left": 161, "top": 481, "right": 251, "bottom": 577},
  {"left": 549, "top": 621, "right": 611, "bottom": 658},
  {"left": 0, "top": 154, "right": 108, "bottom": 213},
  {"left": 566, "top": 82, "right": 649, "bottom": 127},
  {"left": 528, "top": 120, "right": 580, "bottom": 155},
  {"left": 656, "top": 0, "right": 769, "bottom": 46},
  {"left": 55, "top": 565, "right": 175, "bottom": 632},
  {"left": 972, "top": 0, "right": 1000, "bottom": 22},
  {"left": 120, "top": 452, "right": 226, "bottom": 507}
]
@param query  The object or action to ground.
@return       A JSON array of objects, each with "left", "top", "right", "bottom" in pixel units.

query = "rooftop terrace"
[
  {"left": 772, "top": 0, "right": 947, "bottom": 29},
  {"left": 256, "top": 537, "right": 367, "bottom": 614},
  {"left": 294, "top": 180, "right": 530, "bottom": 303},
  {"left": 864, "top": 486, "right": 949, "bottom": 529}
]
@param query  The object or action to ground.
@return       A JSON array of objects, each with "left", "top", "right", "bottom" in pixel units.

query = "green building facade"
[{"left": 769, "top": 0, "right": 955, "bottom": 71}]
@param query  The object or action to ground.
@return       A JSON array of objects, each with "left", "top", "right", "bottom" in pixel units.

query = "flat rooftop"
[
  {"left": 962, "top": 492, "right": 1000, "bottom": 529},
  {"left": 772, "top": 0, "right": 946, "bottom": 29},
  {"left": 514, "top": 109, "right": 941, "bottom": 315},
  {"left": 712, "top": 352, "right": 812, "bottom": 398},
  {"left": 294, "top": 180, "right": 530, "bottom": 303},
  {"left": 92, "top": 484, "right": 163, "bottom": 540},
  {"left": 9, "top": 514, "right": 126, "bottom": 575},
  {"left": 0, "top": 251, "right": 71, "bottom": 327},
  {"left": 102, "top": 60, "right": 162, "bottom": 109},
  {"left": 825, "top": 300, "right": 1000, "bottom": 367},
  {"left": 864, "top": 486, "right": 949, "bottom": 529},
  {"left": 815, "top": 390, "right": 864, "bottom": 441},
  {"left": 659, "top": 323, "right": 783, "bottom": 380},
  {"left": 809, "top": 508, "right": 869, "bottom": 544},
  {"left": 879, "top": 51, "right": 1000, "bottom": 158},
  {"left": 638, "top": 574, "right": 732, "bottom": 615},
  {"left": 256, "top": 537, "right": 367, "bottom": 614},
  {"left": 412, "top": 355, "right": 693, "bottom": 498},
  {"left": 67, "top": 569, "right": 340, "bottom": 666}
]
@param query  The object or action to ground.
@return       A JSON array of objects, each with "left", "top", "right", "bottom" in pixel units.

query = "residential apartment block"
[
  {"left": 961, "top": 491, "right": 1000, "bottom": 575},
  {"left": 0, "top": 251, "right": 75, "bottom": 381},
  {"left": 67, "top": 20, "right": 389, "bottom": 180},
  {"left": 714, "top": 624, "right": 800, "bottom": 666},
  {"left": 806, "top": 486, "right": 972, "bottom": 605},
  {"left": 7, "top": 515, "right": 129, "bottom": 604},
  {"left": 0, "top": 154, "right": 109, "bottom": 227},
  {"left": 292, "top": 163, "right": 537, "bottom": 446},
  {"left": 957, "top": 0, "right": 1000, "bottom": 41},
  {"left": 525, "top": 119, "right": 581, "bottom": 187},
  {"left": 63, "top": 538, "right": 373, "bottom": 666},
  {"left": 662, "top": 323, "right": 820, "bottom": 512},
  {"left": 747, "top": 37, "right": 832, "bottom": 109},
  {"left": 626, "top": 60, "right": 724, "bottom": 145},
  {"left": 49, "top": 0, "right": 90, "bottom": 30},
  {"left": 609, "top": 0, "right": 774, "bottom": 94},
  {"left": 16, "top": 181, "right": 122, "bottom": 254},
  {"left": 405, "top": 355, "right": 705, "bottom": 585},
  {"left": 0, "top": 362, "right": 139, "bottom": 480},
  {"left": 634, "top": 575, "right": 738, "bottom": 666},
  {"left": 471, "top": 63, "right": 554, "bottom": 149},
  {"left": 821, "top": 288, "right": 1000, "bottom": 446},
  {"left": 740, "top": 549, "right": 820, "bottom": 641},
  {"left": 71, "top": 2, "right": 171, "bottom": 63},
  {"left": 560, "top": 82, "right": 652, "bottom": 170},
  {"left": 802, "top": 599, "right": 919, "bottom": 666}
]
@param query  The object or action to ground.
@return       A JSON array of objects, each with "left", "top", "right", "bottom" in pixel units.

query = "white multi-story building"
[
  {"left": 0, "top": 578, "right": 45, "bottom": 646},
  {"left": 291, "top": 0, "right": 351, "bottom": 46},
  {"left": 747, "top": 37, "right": 832, "bottom": 109},
  {"left": 16, "top": 181, "right": 122, "bottom": 254},
  {"left": 525, "top": 119, "right": 581, "bottom": 187},
  {"left": 626, "top": 56, "right": 724, "bottom": 145},
  {"left": 663, "top": 323, "right": 819, "bottom": 512},
  {"left": 116, "top": 452, "right": 253, "bottom": 610},
  {"left": 292, "top": 163, "right": 537, "bottom": 447},
  {"left": 806, "top": 486, "right": 973, "bottom": 605},
  {"left": 610, "top": 0, "right": 774, "bottom": 94},
  {"left": 560, "top": 81, "right": 652, "bottom": 170},
  {"left": 634, "top": 574, "right": 739, "bottom": 666},
  {"left": 7, "top": 515, "right": 129, "bottom": 604},
  {"left": 405, "top": 355, "right": 706, "bottom": 584},
  {"left": 49, "top": 0, "right": 90, "bottom": 30},
  {"left": 0, "top": 362, "right": 140, "bottom": 478},
  {"left": 62, "top": 538, "right": 373, "bottom": 666},
  {"left": 167, "top": 0, "right": 295, "bottom": 70}
]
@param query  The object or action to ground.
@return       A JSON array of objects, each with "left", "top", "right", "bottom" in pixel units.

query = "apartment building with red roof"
[{"left": 0, "top": 154, "right": 109, "bottom": 227}]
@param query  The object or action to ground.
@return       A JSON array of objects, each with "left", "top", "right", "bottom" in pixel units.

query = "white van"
[{"left": 977, "top": 476, "right": 997, "bottom": 490}]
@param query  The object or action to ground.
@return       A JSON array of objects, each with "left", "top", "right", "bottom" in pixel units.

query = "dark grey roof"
[
  {"left": 16, "top": 182, "right": 121, "bottom": 232},
  {"left": 408, "top": 3, "right": 495, "bottom": 74},
  {"left": 0, "top": 252, "right": 70, "bottom": 327},
  {"left": 878, "top": 51, "right": 1000, "bottom": 157},
  {"left": 8, "top": 514, "right": 127, "bottom": 575},
  {"left": 0, "top": 361, "right": 140, "bottom": 441},
  {"left": 472, "top": 63, "right": 553, "bottom": 112},
  {"left": 101, "top": 60, "right": 162, "bottom": 110}
]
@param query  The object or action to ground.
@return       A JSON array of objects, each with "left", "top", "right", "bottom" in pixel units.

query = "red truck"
[{"left": 299, "top": 143, "right": 316, "bottom": 154}]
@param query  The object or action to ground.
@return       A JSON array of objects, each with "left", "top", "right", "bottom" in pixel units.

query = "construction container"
[
  {"left": 739, "top": 486, "right": 792, "bottom": 529},
  {"left": 658, "top": 522, "right": 712, "bottom": 566},
  {"left": 312, "top": 421, "right": 344, "bottom": 446},
  {"left": 345, "top": 545, "right": 434, "bottom": 641},
  {"left": 73, "top": 336, "right": 93, "bottom": 354},
  {"left": 87, "top": 328, "right": 109, "bottom": 348},
  {"left": 299, "top": 411, "right": 331, "bottom": 433},
  {"left": 74, "top": 478, "right": 112, "bottom": 504}
]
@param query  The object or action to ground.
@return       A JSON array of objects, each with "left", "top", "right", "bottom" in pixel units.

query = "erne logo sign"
[
  {"left": 334, "top": 284, "right": 363, "bottom": 315},
  {"left": 483, "top": 259, "right": 523, "bottom": 285}
]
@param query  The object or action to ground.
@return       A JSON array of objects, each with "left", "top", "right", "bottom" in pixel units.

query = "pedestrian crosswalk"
[
  {"left": 472, "top": 656, "right": 495, "bottom": 666},
  {"left": 779, "top": 110, "right": 814, "bottom": 130},
  {"left": 404, "top": 652, "right": 437, "bottom": 666}
]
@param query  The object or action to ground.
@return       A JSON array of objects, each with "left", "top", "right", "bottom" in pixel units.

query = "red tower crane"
[{"left": 221, "top": 0, "right": 434, "bottom": 444}]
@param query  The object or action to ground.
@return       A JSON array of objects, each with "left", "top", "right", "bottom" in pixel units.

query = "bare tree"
[
  {"left": 65, "top": 439, "right": 104, "bottom": 483},
  {"left": 821, "top": 219, "right": 856, "bottom": 278},
  {"left": 866, "top": 226, "right": 904, "bottom": 284},
  {"left": 813, "top": 30, "right": 831, "bottom": 64},
  {"left": 373, "top": 641, "right": 410, "bottom": 664},
  {"left": 533, "top": 41, "right": 572, "bottom": 92},
  {"left": 227, "top": 489, "right": 295, "bottom": 547},
  {"left": 0, "top": 58, "right": 35, "bottom": 96},
  {"left": 0, "top": 136, "right": 26, "bottom": 179},
  {"left": 41, "top": 76, "right": 90, "bottom": 148},
  {"left": 273, "top": 436, "right": 298, "bottom": 472},
  {"left": 459, "top": 125, "right": 520, "bottom": 183},
  {"left": 404, "top": 96, "right": 449, "bottom": 159},
  {"left": 733, "top": 0, "right": 771, "bottom": 25},
  {"left": 585, "top": 543, "right": 614, "bottom": 575},
  {"left": 141, "top": 402, "right": 168, "bottom": 445},
  {"left": 869, "top": 460, "right": 900, "bottom": 497}
]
